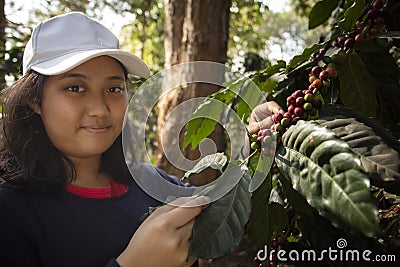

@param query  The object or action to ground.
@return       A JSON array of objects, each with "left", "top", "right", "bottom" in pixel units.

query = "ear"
[{"left": 29, "top": 101, "right": 42, "bottom": 115}]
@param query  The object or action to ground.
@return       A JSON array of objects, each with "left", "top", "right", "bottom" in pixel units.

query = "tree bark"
[
  {"left": 0, "top": 0, "right": 6, "bottom": 88},
  {"left": 157, "top": 0, "right": 230, "bottom": 184}
]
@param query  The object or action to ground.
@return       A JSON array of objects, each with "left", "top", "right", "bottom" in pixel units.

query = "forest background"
[{"left": 1, "top": 1, "right": 399, "bottom": 267}]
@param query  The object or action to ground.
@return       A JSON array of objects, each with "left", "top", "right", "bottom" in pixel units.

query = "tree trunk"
[
  {"left": 157, "top": 0, "right": 230, "bottom": 184},
  {"left": 0, "top": 0, "right": 6, "bottom": 88}
]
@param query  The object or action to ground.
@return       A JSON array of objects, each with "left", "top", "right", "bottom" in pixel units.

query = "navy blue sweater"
[{"left": 0, "top": 164, "right": 194, "bottom": 267}]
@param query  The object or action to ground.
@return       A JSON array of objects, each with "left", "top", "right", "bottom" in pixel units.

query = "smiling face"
[{"left": 34, "top": 56, "right": 128, "bottom": 160}]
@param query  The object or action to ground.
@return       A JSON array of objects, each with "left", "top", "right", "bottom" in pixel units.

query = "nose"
[{"left": 86, "top": 93, "right": 110, "bottom": 117}]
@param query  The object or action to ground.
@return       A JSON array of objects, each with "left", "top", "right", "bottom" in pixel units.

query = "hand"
[
  {"left": 116, "top": 196, "right": 210, "bottom": 267},
  {"left": 247, "top": 101, "right": 284, "bottom": 134}
]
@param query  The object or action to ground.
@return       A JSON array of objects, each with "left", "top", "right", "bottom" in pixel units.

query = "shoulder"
[
  {"left": 154, "top": 167, "right": 185, "bottom": 186},
  {"left": 130, "top": 162, "right": 187, "bottom": 186},
  {"left": 0, "top": 187, "right": 38, "bottom": 217},
  {"left": 0, "top": 187, "right": 33, "bottom": 229},
  {"left": 128, "top": 163, "right": 195, "bottom": 202},
  {"left": 0, "top": 186, "right": 21, "bottom": 206}
]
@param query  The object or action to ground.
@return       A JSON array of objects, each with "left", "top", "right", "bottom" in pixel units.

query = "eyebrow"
[
  {"left": 58, "top": 73, "right": 88, "bottom": 80},
  {"left": 105, "top": 75, "right": 125, "bottom": 81},
  {"left": 57, "top": 73, "right": 125, "bottom": 81}
]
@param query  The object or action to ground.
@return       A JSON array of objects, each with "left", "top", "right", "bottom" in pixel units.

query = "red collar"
[{"left": 66, "top": 179, "right": 129, "bottom": 199}]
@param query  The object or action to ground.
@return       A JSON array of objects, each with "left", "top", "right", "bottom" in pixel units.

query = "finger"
[
  {"left": 164, "top": 196, "right": 209, "bottom": 227},
  {"left": 251, "top": 102, "right": 271, "bottom": 122},
  {"left": 183, "top": 258, "right": 197, "bottom": 267},
  {"left": 267, "top": 101, "right": 285, "bottom": 115},
  {"left": 166, "top": 196, "right": 210, "bottom": 209},
  {"left": 248, "top": 116, "right": 274, "bottom": 134},
  {"left": 155, "top": 196, "right": 206, "bottom": 214},
  {"left": 177, "top": 218, "right": 195, "bottom": 240}
]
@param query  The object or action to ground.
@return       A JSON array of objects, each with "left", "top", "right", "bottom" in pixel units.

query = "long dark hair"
[{"left": 0, "top": 70, "right": 132, "bottom": 194}]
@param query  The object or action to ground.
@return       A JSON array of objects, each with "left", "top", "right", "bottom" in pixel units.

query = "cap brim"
[{"left": 31, "top": 49, "right": 150, "bottom": 78}]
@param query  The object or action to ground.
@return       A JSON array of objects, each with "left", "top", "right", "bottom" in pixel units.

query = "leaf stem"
[{"left": 240, "top": 149, "right": 259, "bottom": 166}]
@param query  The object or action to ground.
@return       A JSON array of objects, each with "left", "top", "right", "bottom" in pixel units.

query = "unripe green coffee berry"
[
  {"left": 303, "top": 102, "right": 312, "bottom": 110},
  {"left": 251, "top": 134, "right": 258, "bottom": 141},
  {"left": 304, "top": 93, "right": 314, "bottom": 102},
  {"left": 322, "top": 56, "right": 331, "bottom": 64},
  {"left": 263, "top": 135, "right": 272, "bottom": 145},
  {"left": 251, "top": 141, "right": 260, "bottom": 150},
  {"left": 275, "top": 123, "right": 284, "bottom": 132},
  {"left": 280, "top": 117, "right": 290, "bottom": 127}
]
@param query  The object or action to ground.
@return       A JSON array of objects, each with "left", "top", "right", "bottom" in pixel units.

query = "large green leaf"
[
  {"left": 246, "top": 172, "right": 272, "bottom": 249},
  {"left": 255, "top": 60, "right": 286, "bottom": 81},
  {"left": 183, "top": 98, "right": 225, "bottom": 149},
  {"left": 247, "top": 173, "right": 288, "bottom": 249},
  {"left": 188, "top": 162, "right": 251, "bottom": 259},
  {"left": 279, "top": 173, "right": 315, "bottom": 220},
  {"left": 338, "top": 52, "right": 377, "bottom": 117},
  {"left": 308, "top": 0, "right": 340, "bottom": 29},
  {"left": 236, "top": 79, "right": 263, "bottom": 120},
  {"left": 318, "top": 105, "right": 400, "bottom": 194},
  {"left": 320, "top": 104, "right": 400, "bottom": 152},
  {"left": 275, "top": 120, "right": 381, "bottom": 237},
  {"left": 248, "top": 134, "right": 277, "bottom": 192},
  {"left": 357, "top": 39, "right": 400, "bottom": 132},
  {"left": 338, "top": 0, "right": 365, "bottom": 31}
]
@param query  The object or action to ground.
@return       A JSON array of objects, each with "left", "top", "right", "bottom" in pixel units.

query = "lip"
[{"left": 81, "top": 125, "right": 112, "bottom": 134}]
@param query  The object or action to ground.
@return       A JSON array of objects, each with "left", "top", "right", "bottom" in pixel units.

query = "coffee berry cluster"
[
  {"left": 249, "top": 0, "right": 393, "bottom": 152},
  {"left": 274, "top": 63, "right": 331, "bottom": 133},
  {"left": 250, "top": 64, "right": 330, "bottom": 151},
  {"left": 334, "top": 0, "right": 391, "bottom": 51},
  {"left": 253, "top": 209, "right": 306, "bottom": 267}
]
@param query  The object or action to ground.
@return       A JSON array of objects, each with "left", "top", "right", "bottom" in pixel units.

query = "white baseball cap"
[{"left": 22, "top": 12, "right": 150, "bottom": 78}]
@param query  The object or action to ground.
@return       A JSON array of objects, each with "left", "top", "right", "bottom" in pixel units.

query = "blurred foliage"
[
  {"left": 104, "top": 0, "right": 165, "bottom": 72},
  {"left": 2, "top": 0, "right": 325, "bottom": 82}
]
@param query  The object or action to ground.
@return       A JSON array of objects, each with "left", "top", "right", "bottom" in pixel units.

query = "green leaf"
[
  {"left": 356, "top": 39, "right": 400, "bottom": 131},
  {"left": 259, "top": 60, "right": 286, "bottom": 78},
  {"left": 211, "top": 88, "right": 236, "bottom": 104},
  {"left": 236, "top": 80, "right": 263, "bottom": 120},
  {"left": 255, "top": 78, "right": 278, "bottom": 94},
  {"left": 308, "top": 0, "right": 340, "bottom": 29},
  {"left": 183, "top": 153, "right": 227, "bottom": 180},
  {"left": 183, "top": 98, "right": 226, "bottom": 149},
  {"left": 318, "top": 105, "right": 400, "bottom": 194},
  {"left": 247, "top": 174, "right": 288, "bottom": 249},
  {"left": 252, "top": 61, "right": 286, "bottom": 94},
  {"left": 279, "top": 174, "right": 315, "bottom": 220},
  {"left": 338, "top": 0, "right": 365, "bottom": 31},
  {"left": 275, "top": 120, "right": 381, "bottom": 237},
  {"left": 248, "top": 136, "right": 277, "bottom": 193},
  {"left": 297, "top": 214, "right": 344, "bottom": 250},
  {"left": 188, "top": 162, "right": 252, "bottom": 259},
  {"left": 287, "top": 44, "right": 325, "bottom": 71},
  {"left": 320, "top": 104, "right": 400, "bottom": 151},
  {"left": 338, "top": 52, "right": 377, "bottom": 117}
]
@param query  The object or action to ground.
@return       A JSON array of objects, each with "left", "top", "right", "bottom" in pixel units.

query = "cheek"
[
  {"left": 112, "top": 99, "right": 128, "bottom": 127},
  {"left": 39, "top": 99, "right": 83, "bottom": 139}
]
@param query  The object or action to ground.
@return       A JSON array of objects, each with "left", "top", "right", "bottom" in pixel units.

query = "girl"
[{"left": 0, "top": 12, "right": 282, "bottom": 267}]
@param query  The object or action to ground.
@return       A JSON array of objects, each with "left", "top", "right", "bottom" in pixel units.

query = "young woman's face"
[{"left": 35, "top": 56, "right": 128, "bottom": 159}]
